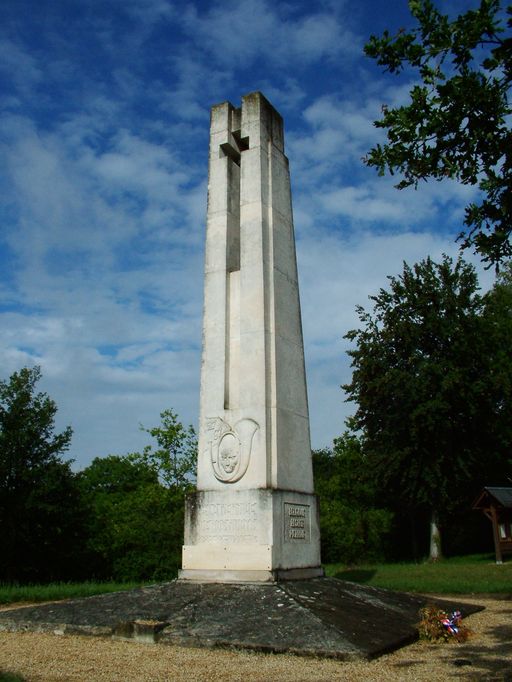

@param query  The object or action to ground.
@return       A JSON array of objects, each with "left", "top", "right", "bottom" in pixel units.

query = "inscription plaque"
[
  {"left": 197, "top": 501, "right": 259, "bottom": 544},
  {"left": 284, "top": 502, "right": 310, "bottom": 543}
]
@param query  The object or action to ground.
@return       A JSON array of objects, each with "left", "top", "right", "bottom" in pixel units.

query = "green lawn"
[
  {"left": 0, "top": 555, "right": 510, "bottom": 605},
  {"left": 0, "top": 581, "right": 149, "bottom": 605},
  {"left": 325, "top": 553, "right": 512, "bottom": 594}
]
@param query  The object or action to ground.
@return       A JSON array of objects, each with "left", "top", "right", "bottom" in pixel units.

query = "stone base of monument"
[
  {"left": 0, "top": 578, "right": 483, "bottom": 660},
  {"left": 180, "top": 489, "right": 323, "bottom": 583}
]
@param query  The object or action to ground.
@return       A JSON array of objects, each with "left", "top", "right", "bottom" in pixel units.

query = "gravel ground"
[{"left": 0, "top": 596, "right": 510, "bottom": 681}]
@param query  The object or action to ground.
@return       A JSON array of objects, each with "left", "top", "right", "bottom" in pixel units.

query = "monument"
[
  {"left": 0, "top": 93, "right": 483, "bottom": 660},
  {"left": 179, "top": 92, "right": 323, "bottom": 582}
]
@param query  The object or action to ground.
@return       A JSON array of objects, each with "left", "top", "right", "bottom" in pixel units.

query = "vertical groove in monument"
[
  {"left": 180, "top": 92, "right": 322, "bottom": 582},
  {"left": 223, "top": 106, "right": 241, "bottom": 412}
]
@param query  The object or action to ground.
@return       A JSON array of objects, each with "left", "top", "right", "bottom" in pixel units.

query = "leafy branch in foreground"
[{"left": 364, "top": 0, "right": 512, "bottom": 266}]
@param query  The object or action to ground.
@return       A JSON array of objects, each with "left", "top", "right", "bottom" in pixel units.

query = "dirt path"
[{"left": 0, "top": 596, "right": 510, "bottom": 681}]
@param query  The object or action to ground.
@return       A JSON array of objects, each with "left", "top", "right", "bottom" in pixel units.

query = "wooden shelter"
[{"left": 473, "top": 487, "right": 512, "bottom": 564}]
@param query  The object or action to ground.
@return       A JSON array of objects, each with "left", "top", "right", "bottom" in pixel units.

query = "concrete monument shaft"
[{"left": 180, "top": 93, "right": 322, "bottom": 582}]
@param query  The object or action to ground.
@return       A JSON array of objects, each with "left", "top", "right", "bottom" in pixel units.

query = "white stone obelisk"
[{"left": 179, "top": 92, "right": 322, "bottom": 582}]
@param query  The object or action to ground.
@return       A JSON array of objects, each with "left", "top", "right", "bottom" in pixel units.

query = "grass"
[
  {"left": 0, "top": 581, "right": 149, "bottom": 605},
  {"left": 324, "top": 553, "right": 512, "bottom": 594},
  {"left": 0, "top": 554, "right": 509, "bottom": 605}
]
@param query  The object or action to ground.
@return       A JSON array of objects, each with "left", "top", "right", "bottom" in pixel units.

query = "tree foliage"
[
  {"left": 78, "top": 410, "right": 197, "bottom": 582},
  {"left": 479, "top": 260, "right": 512, "bottom": 452},
  {"left": 0, "top": 365, "right": 197, "bottom": 583},
  {"left": 0, "top": 366, "right": 84, "bottom": 582},
  {"left": 313, "top": 434, "right": 392, "bottom": 564},
  {"left": 136, "top": 409, "right": 197, "bottom": 490},
  {"left": 0, "top": 367, "right": 72, "bottom": 468},
  {"left": 364, "top": 0, "right": 512, "bottom": 266},
  {"left": 78, "top": 455, "right": 183, "bottom": 581},
  {"left": 343, "top": 255, "right": 512, "bottom": 557}
]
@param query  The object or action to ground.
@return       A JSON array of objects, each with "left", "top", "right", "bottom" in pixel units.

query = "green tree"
[
  {"left": 364, "top": 0, "right": 512, "bottom": 266},
  {"left": 0, "top": 366, "right": 83, "bottom": 582},
  {"left": 78, "top": 454, "right": 158, "bottom": 496},
  {"left": 78, "top": 455, "right": 182, "bottom": 581},
  {"left": 313, "top": 434, "right": 392, "bottom": 564},
  {"left": 480, "top": 260, "right": 512, "bottom": 454},
  {"left": 78, "top": 410, "right": 198, "bottom": 581},
  {"left": 343, "top": 255, "right": 511, "bottom": 559},
  {"left": 136, "top": 409, "right": 197, "bottom": 490}
]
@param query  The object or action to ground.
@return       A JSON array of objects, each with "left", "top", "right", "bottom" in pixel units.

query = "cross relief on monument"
[
  {"left": 219, "top": 129, "right": 249, "bottom": 166},
  {"left": 179, "top": 92, "right": 322, "bottom": 582}
]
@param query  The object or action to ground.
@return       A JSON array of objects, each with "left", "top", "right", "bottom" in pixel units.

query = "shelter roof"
[{"left": 473, "top": 487, "right": 512, "bottom": 509}]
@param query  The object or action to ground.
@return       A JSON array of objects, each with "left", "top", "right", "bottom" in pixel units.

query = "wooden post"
[{"left": 490, "top": 505, "right": 503, "bottom": 565}]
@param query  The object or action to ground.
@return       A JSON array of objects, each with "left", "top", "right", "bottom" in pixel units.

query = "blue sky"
[{"left": 1, "top": 0, "right": 494, "bottom": 470}]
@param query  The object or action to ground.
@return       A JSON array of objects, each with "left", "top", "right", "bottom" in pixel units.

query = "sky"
[{"left": 0, "top": 0, "right": 496, "bottom": 470}]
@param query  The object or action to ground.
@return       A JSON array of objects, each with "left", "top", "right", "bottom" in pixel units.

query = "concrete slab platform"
[{"left": 0, "top": 577, "right": 483, "bottom": 660}]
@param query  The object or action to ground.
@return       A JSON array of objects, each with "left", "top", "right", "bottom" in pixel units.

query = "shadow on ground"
[
  {"left": 457, "top": 608, "right": 512, "bottom": 680},
  {"left": 390, "top": 603, "right": 512, "bottom": 681},
  {"left": 0, "top": 672, "right": 26, "bottom": 682}
]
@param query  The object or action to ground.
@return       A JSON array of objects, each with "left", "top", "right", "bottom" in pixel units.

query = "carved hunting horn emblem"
[{"left": 205, "top": 417, "right": 258, "bottom": 483}]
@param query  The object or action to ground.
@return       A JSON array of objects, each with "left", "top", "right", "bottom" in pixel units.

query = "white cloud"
[
  {"left": 0, "top": 39, "right": 43, "bottom": 93},
  {"left": 297, "top": 227, "right": 494, "bottom": 449},
  {"left": 0, "top": 92, "right": 206, "bottom": 469},
  {"left": 319, "top": 185, "right": 412, "bottom": 222},
  {"left": 182, "top": 0, "right": 359, "bottom": 67},
  {"left": 253, "top": 78, "right": 307, "bottom": 114},
  {"left": 0, "top": 0, "right": 499, "bottom": 470},
  {"left": 124, "top": 0, "right": 175, "bottom": 25}
]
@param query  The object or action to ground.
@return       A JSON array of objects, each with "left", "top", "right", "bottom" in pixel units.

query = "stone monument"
[
  {"left": 0, "top": 93, "right": 482, "bottom": 660},
  {"left": 179, "top": 92, "right": 322, "bottom": 582}
]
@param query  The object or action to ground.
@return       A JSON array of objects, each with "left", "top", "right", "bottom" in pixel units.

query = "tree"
[
  {"left": 480, "top": 260, "right": 512, "bottom": 456},
  {"left": 78, "top": 410, "right": 198, "bottom": 581},
  {"left": 0, "top": 366, "right": 83, "bottom": 582},
  {"left": 136, "top": 409, "right": 197, "bottom": 490},
  {"left": 364, "top": 0, "right": 512, "bottom": 266},
  {"left": 78, "top": 454, "right": 158, "bottom": 495},
  {"left": 343, "top": 256, "right": 511, "bottom": 559},
  {"left": 78, "top": 455, "right": 182, "bottom": 581},
  {"left": 313, "top": 434, "right": 392, "bottom": 564}
]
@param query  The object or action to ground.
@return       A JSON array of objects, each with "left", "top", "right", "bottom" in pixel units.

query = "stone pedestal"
[
  {"left": 180, "top": 489, "right": 322, "bottom": 582},
  {"left": 180, "top": 92, "right": 322, "bottom": 582}
]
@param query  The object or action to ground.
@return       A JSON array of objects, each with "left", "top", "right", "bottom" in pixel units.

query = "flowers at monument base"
[{"left": 418, "top": 604, "right": 473, "bottom": 643}]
